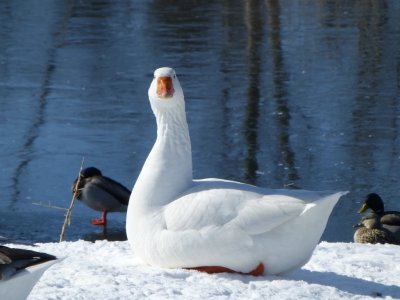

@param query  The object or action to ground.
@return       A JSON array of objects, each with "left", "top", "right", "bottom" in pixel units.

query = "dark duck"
[
  {"left": 0, "top": 245, "right": 57, "bottom": 299},
  {"left": 72, "top": 167, "right": 131, "bottom": 226},
  {"left": 358, "top": 193, "right": 400, "bottom": 241}
]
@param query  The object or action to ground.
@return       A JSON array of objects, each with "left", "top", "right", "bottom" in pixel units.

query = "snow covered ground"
[{"left": 7, "top": 240, "right": 399, "bottom": 299}]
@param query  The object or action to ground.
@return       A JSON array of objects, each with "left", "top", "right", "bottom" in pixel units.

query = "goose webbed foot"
[{"left": 187, "top": 262, "right": 264, "bottom": 276}]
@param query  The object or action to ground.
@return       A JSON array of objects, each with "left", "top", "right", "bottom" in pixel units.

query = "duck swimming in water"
[
  {"left": 354, "top": 213, "right": 400, "bottom": 245},
  {"left": 72, "top": 167, "right": 131, "bottom": 226},
  {"left": 0, "top": 245, "right": 57, "bottom": 300},
  {"left": 358, "top": 193, "right": 400, "bottom": 240},
  {"left": 126, "top": 67, "right": 347, "bottom": 276}
]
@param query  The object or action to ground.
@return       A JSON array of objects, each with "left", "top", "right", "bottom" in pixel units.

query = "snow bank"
[{"left": 10, "top": 241, "right": 398, "bottom": 299}]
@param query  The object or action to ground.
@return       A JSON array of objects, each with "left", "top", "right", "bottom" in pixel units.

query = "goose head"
[{"left": 148, "top": 67, "right": 184, "bottom": 112}]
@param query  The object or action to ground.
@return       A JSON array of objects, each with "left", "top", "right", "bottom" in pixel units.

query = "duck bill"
[
  {"left": 157, "top": 76, "right": 175, "bottom": 98},
  {"left": 358, "top": 203, "right": 368, "bottom": 213}
]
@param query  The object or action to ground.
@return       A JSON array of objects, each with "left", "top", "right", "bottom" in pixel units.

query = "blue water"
[{"left": 1, "top": 0, "right": 399, "bottom": 243}]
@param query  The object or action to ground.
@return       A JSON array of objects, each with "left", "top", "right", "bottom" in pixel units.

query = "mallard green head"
[{"left": 358, "top": 193, "right": 384, "bottom": 214}]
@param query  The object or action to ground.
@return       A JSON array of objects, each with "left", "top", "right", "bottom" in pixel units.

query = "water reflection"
[
  {"left": 351, "top": 0, "right": 398, "bottom": 193},
  {"left": 266, "top": 0, "right": 299, "bottom": 187},
  {"left": 0, "top": 1, "right": 399, "bottom": 243},
  {"left": 10, "top": 63, "right": 54, "bottom": 206},
  {"left": 243, "top": 0, "right": 262, "bottom": 184},
  {"left": 82, "top": 227, "right": 127, "bottom": 242}
]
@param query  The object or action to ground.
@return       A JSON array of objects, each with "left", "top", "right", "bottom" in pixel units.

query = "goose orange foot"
[{"left": 187, "top": 262, "right": 264, "bottom": 276}]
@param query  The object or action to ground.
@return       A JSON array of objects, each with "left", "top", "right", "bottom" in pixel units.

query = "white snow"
[{"left": 6, "top": 240, "right": 398, "bottom": 299}]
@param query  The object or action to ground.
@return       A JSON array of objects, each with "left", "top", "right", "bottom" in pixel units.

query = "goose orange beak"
[{"left": 157, "top": 76, "right": 175, "bottom": 98}]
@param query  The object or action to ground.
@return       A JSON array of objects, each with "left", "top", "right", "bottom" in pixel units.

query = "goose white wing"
[{"left": 164, "top": 179, "right": 308, "bottom": 236}]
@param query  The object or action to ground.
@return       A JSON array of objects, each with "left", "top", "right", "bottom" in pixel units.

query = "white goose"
[{"left": 126, "top": 67, "right": 347, "bottom": 276}]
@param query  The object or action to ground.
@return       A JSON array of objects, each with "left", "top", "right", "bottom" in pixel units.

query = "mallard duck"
[
  {"left": 72, "top": 167, "right": 131, "bottom": 226},
  {"left": 0, "top": 245, "right": 57, "bottom": 300},
  {"left": 354, "top": 213, "right": 400, "bottom": 245},
  {"left": 126, "top": 67, "right": 347, "bottom": 276},
  {"left": 358, "top": 193, "right": 400, "bottom": 240}
]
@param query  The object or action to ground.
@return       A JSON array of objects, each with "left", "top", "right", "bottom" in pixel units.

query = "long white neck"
[{"left": 130, "top": 101, "right": 193, "bottom": 211}]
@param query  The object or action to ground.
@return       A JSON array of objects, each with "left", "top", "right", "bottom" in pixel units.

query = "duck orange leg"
[
  {"left": 187, "top": 262, "right": 264, "bottom": 276},
  {"left": 91, "top": 211, "right": 107, "bottom": 226}
]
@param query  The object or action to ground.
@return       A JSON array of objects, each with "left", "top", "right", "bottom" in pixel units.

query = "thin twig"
[
  {"left": 32, "top": 201, "right": 67, "bottom": 211},
  {"left": 59, "top": 157, "right": 84, "bottom": 242}
]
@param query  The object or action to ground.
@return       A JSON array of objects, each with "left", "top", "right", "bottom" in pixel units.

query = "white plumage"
[{"left": 126, "top": 67, "right": 347, "bottom": 275}]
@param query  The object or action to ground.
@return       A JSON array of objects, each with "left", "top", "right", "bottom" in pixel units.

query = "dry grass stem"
[
  {"left": 32, "top": 202, "right": 67, "bottom": 211},
  {"left": 59, "top": 157, "right": 84, "bottom": 242}
]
